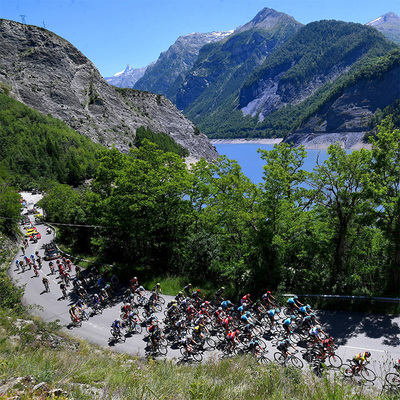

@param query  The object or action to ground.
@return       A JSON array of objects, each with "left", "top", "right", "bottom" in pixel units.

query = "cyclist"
[
  {"left": 215, "top": 286, "right": 225, "bottom": 301},
  {"left": 241, "top": 293, "right": 252, "bottom": 306},
  {"left": 268, "top": 308, "right": 280, "bottom": 328},
  {"left": 152, "top": 282, "right": 162, "bottom": 294},
  {"left": 309, "top": 325, "right": 325, "bottom": 344},
  {"left": 42, "top": 276, "right": 49, "bottom": 291},
  {"left": 286, "top": 295, "right": 301, "bottom": 313},
  {"left": 262, "top": 290, "right": 277, "bottom": 308},
  {"left": 69, "top": 305, "right": 79, "bottom": 323},
  {"left": 175, "top": 291, "right": 185, "bottom": 303},
  {"left": 248, "top": 337, "right": 262, "bottom": 356},
  {"left": 128, "top": 275, "right": 137, "bottom": 290},
  {"left": 221, "top": 299, "right": 232, "bottom": 310},
  {"left": 111, "top": 319, "right": 122, "bottom": 336},
  {"left": 192, "top": 324, "right": 205, "bottom": 346},
  {"left": 59, "top": 282, "right": 67, "bottom": 298},
  {"left": 352, "top": 351, "right": 371, "bottom": 372},
  {"left": 181, "top": 335, "right": 197, "bottom": 355},
  {"left": 277, "top": 338, "right": 296, "bottom": 360},
  {"left": 15, "top": 259, "right": 20, "bottom": 270},
  {"left": 282, "top": 315, "right": 295, "bottom": 336},
  {"left": 226, "top": 329, "right": 241, "bottom": 352},
  {"left": 184, "top": 283, "right": 192, "bottom": 297},
  {"left": 49, "top": 261, "right": 55, "bottom": 275},
  {"left": 222, "top": 316, "right": 234, "bottom": 334}
]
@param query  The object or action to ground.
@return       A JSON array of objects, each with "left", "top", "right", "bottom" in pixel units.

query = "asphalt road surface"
[{"left": 8, "top": 192, "right": 400, "bottom": 390}]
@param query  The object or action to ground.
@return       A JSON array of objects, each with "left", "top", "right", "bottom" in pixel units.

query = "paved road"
[{"left": 8, "top": 193, "right": 400, "bottom": 389}]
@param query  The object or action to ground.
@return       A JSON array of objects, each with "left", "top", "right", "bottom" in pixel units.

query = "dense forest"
[
  {"left": 1, "top": 90, "right": 400, "bottom": 299},
  {"left": 34, "top": 117, "right": 400, "bottom": 299}
]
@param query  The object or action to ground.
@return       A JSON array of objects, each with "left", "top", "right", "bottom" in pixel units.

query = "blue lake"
[{"left": 214, "top": 143, "right": 330, "bottom": 184}]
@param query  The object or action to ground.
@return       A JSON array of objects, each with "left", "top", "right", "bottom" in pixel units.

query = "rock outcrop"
[{"left": 0, "top": 19, "right": 218, "bottom": 162}]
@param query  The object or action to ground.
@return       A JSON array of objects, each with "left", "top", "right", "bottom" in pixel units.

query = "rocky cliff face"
[
  {"left": 0, "top": 20, "right": 218, "bottom": 162},
  {"left": 134, "top": 31, "right": 233, "bottom": 97}
]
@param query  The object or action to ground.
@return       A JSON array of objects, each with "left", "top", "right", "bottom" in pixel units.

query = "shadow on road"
[{"left": 318, "top": 310, "right": 400, "bottom": 347}]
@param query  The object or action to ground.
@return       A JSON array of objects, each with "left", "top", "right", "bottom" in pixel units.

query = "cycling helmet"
[
  {"left": 315, "top": 325, "right": 321, "bottom": 330},
  {"left": 293, "top": 295, "right": 298, "bottom": 300},
  {"left": 365, "top": 351, "right": 371, "bottom": 357},
  {"left": 306, "top": 304, "right": 311, "bottom": 309},
  {"left": 267, "top": 290, "right": 271, "bottom": 294},
  {"left": 188, "top": 283, "right": 192, "bottom": 286},
  {"left": 276, "top": 308, "right": 280, "bottom": 313},
  {"left": 178, "top": 291, "right": 183, "bottom": 295},
  {"left": 221, "top": 287, "right": 225, "bottom": 290},
  {"left": 285, "top": 338, "right": 290, "bottom": 344},
  {"left": 133, "top": 276, "right": 137, "bottom": 279},
  {"left": 218, "top": 307, "right": 222, "bottom": 311},
  {"left": 290, "top": 315, "right": 296, "bottom": 320},
  {"left": 94, "top": 294, "right": 99, "bottom": 298},
  {"left": 156, "top": 283, "right": 160, "bottom": 286}
]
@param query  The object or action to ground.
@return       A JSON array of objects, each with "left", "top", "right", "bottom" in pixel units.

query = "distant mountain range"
[
  {"left": 106, "top": 9, "right": 400, "bottom": 140},
  {"left": 105, "top": 64, "right": 152, "bottom": 88}
]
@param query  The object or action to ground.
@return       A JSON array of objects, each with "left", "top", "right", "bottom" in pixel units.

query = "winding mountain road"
[{"left": 8, "top": 193, "right": 400, "bottom": 388}]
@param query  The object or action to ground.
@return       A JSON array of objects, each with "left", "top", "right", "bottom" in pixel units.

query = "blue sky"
[{"left": 1, "top": 0, "right": 399, "bottom": 77}]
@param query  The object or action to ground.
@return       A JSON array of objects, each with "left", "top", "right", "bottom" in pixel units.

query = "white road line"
[{"left": 342, "top": 345, "right": 386, "bottom": 353}]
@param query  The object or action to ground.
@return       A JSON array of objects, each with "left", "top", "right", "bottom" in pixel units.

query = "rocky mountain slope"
[
  {"left": 105, "top": 64, "right": 151, "bottom": 88},
  {"left": 0, "top": 19, "right": 218, "bottom": 162},
  {"left": 285, "top": 47, "right": 400, "bottom": 146},
  {"left": 175, "top": 8, "right": 302, "bottom": 113},
  {"left": 133, "top": 31, "right": 233, "bottom": 97},
  {"left": 367, "top": 12, "right": 400, "bottom": 44}
]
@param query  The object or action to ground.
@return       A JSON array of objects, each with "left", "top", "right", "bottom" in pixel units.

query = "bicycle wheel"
[
  {"left": 274, "top": 352, "right": 285, "bottom": 364},
  {"left": 257, "top": 340, "right": 267, "bottom": 350},
  {"left": 158, "top": 345, "right": 168, "bottom": 356},
  {"left": 290, "top": 356, "right": 304, "bottom": 369},
  {"left": 385, "top": 373, "right": 400, "bottom": 387},
  {"left": 259, "top": 355, "right": 272, "bottom": 365},
  {"left": 119, "top": 333, "right": 126, "bottom": 343},
  {"left": 180, "top": 347, "right": 188, "bottom": 358},
  {"left": 342, "top": 364, "right": 354, "bottom": 378},
  {"left": 361, "top": 367, "right": 376, "bottom": 382},
  {"left": 192, "top": 352, "right": 203, "bottom": 362},
  {"left": 154, "top": 304, "right": 162, "bottom": 313},
  {"left": 328, "top": 354, "right": 342, "bottom": 369},
  {"left": 290, "top": 332, "right": 301, "bottom": 344},
  {"left": 158, "top": 296, "right": 165, "bottom": 305},
  {"left": 205, "top": 337, "right": 216, "bottom": 350},
  {"left": 134, "top": 323, "right": 143, "bottom": 334}
]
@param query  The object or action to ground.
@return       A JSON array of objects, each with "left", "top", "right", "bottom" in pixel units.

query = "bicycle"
[
  {"left": 43, "top": 279, "right": 50, "bottom": 292},
  {"left": 342, "top": 360, "right": 376, "bottom": 382},
  {"left": 109, "top": 328, "right": 126, "bottom": 343},
  {"left": 126, "top": 319, "right": 143, "bottom": 334},
  {"left": 385, "top": 371, "right": 400, "bottom": 388},
  {"left": 180, "top": 346, "right": 203, "bottom": 362},
  {"left": 274, "top": 351, "right": 304, "bottom": 369}
]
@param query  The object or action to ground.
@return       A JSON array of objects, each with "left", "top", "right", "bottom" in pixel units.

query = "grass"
[{"left": 0, "top": 328, "right": 389, "bottom": 400}]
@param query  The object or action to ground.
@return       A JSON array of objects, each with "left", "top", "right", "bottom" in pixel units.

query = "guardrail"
[{"left": 283, "top": 294, "right": 400, "bottom": 304}]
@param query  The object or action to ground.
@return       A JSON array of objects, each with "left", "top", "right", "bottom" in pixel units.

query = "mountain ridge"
[{"left": 0, "top": 19, "right": 219, "bottom": 162}]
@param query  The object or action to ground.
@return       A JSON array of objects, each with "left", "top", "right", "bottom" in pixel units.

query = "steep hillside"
[
  {"left": 285, "top": 48, "right": 400, "bottom": 144},
  {"left": 0, "top": 19, "right": 218, "bottom": 162},
  {"left": 134, "top": 31, "right": 233, "bottom": 96},
  {"left": 189, "top": 20, "right": 397, "bottom": 138},
  {"left": 367, "top": 12, "right": 400, "bottom": 44},
  {"left": 175, "top": 8, "right": 302, "bottom": 113}
]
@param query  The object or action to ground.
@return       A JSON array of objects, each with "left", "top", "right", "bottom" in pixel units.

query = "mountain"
[
  {"left": 367, "top": 12, "right": 400, "bottom": 44},
  {"left": 105, "top": 64, "right": 151, "bottom": 88},
  {"left": 285, "top": 47, "right": 400, "bottom": 145},
  {"left": 0, "top": 19, "right": 218, "bottom": 162},
  {"left": 133, "top": 31, "right": 233, "bottom": 96},
  {"left": 174, "top": 8, "right": 303, "bottom": 125},
  {"left": 182, "top": 19, "right": 397, "bottom": 138}
]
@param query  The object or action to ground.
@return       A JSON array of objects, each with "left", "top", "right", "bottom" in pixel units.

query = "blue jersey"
[
  {"left": 269, "top": 309, "right": 276, "bottom": 317},
  {"left": 283, "top": 318, "right": 291, "bottom": 326},
  {"left": 287, "top": 298, "right": 295, "bottom": 305}
]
